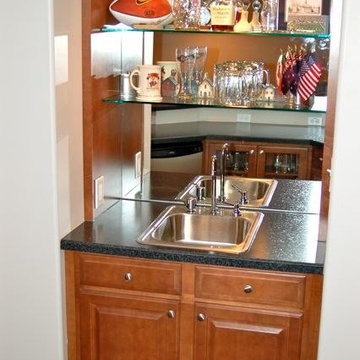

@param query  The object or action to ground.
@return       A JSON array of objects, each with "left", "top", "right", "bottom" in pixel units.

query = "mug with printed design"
[
  {"left": 157, "top": 61, "right": 180, "bottom": 97},
  {"left": 130, "top": 65, "right": 162, "bottom": 101}
]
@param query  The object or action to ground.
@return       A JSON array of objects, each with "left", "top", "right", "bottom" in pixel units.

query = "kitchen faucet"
[
  {"left": 210, "top": 154, "right": 218, "bottom": 215},
  {"left": 219, "top": 143, "right": 229, "bottom": 202}
]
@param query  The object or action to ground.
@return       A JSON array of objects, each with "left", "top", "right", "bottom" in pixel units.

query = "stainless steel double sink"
[
  {"left": 137, "top": 176, "right": 277, "bottom": 254},
  {"left": 137, "top": 205, "right": 264, "bottom": 254},
  {"left": 175, "top": 175, "right": 277, "bottom": 207}
]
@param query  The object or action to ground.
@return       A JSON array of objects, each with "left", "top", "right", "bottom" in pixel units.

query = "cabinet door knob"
[
  {"left": 249, "top": 149, "right": 254, "bottom": 155},
  {"left": 243, "top": 284, "right": 253, "bottom": 293},
  {"left": 259, "top": 150, "right": 264, "bottom": 155},
  {"left": 124, "top": 272, "right": 132, "bottom": 281},
  {"left": 197, "top": 313, "right": 206, "bottom": 321},
  {"left": 167, "top": 310, "right": 175, "bottom": 318}
]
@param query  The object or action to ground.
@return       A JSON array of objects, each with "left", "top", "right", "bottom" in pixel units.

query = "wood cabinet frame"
[{"left": 65, "top": 252, "right": 323, "bottom": 360}]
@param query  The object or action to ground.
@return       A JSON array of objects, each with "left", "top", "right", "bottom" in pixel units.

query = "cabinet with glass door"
[{"left": 203, "top": 139, "right": 313, "bottom": 179}]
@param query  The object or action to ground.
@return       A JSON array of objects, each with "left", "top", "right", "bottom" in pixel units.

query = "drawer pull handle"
[
  {"left": 167, "top": 310, "right": 175, "bottom": 318},
  {"left": 243, "top": 284, "right": 253, "bottom": 294},
  {"left": 197, "top": 313, "right": 206, "bottom": 321},
  {"left": 124, "top": 272, "right": 132, "bottom": 281}
]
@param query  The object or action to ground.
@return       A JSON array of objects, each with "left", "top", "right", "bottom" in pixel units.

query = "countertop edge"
[{"left": 60, "top": 240, "right": 324, "bottom": 275}]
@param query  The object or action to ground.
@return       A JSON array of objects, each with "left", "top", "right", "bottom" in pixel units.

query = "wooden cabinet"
[
  {"left": 194, "top": 303, "right": 303, "bottom": 360},
  {"left": 202, "top": 139, "right": 318, "bottom": 180},
  {"left": 69, "top": 253, "right": 182, "bottom": 360},
  {"left": 194, "top": 266, "right": 306, "bottom": 360},
  {"left": 65, "top": 252, "right": 323, "bottom": 360},
  {"left": 79, "top": 292, "right": 179, "bottom": 360}
]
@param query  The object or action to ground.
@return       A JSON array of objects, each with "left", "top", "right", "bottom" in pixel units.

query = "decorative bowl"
[{"left": 109, "top": 0, "right": 173, "bottom": 27}]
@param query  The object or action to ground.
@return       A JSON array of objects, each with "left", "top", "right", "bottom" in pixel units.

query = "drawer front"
[
  {"left": 195, "top": 266, "right": 306, "bottom": 309},
  {"left": 79, "top": 254, "right": 182, "bottom": 295}
]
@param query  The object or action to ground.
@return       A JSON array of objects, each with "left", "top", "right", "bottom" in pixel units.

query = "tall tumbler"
[
  {"left": 192, "top": 46, "right": 207, "bottom": 95},
  {"left": 261, "top": 0, "right": 279, "bottom": 31},
  {"left": 172, "top": 0, "right": 201, "bottom": 30},
  {"left": 176, "top": 47, "right": 196, "bottom": 99}
]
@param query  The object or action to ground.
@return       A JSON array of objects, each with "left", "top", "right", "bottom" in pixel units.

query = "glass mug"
[{"left": 129, "top": 65, "right": 162, "bottom": 101}]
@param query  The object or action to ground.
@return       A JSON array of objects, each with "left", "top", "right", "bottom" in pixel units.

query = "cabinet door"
[
  {"left": 203, "top": 141, "right": 257, "bottom": 177},
  {"left": 80, "top": 292, "right": 180, "bottom": 360},
  {"left": 257, "top": 145, "right": 311, "bottom": 179},
  {"left": 194, "top": 303, "right": 303, "bottom": 360}
]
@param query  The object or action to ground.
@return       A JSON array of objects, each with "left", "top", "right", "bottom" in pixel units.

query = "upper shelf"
[
  {"left": 104, "top": 95, "right": 327, "bottom": 113},
  {"left": 100, "top": 24, "right": 331, "bottom": 39}
]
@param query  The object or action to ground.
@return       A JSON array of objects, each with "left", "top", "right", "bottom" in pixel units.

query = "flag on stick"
[
  {"left": 276, "top": 53, "right": 284, "bottom": 92},
  {"left": 281, "top": 51, "right": 296, "bottom": 95},
  {"left": 298, "top": 54, "right": 322, "bottom": 102}
]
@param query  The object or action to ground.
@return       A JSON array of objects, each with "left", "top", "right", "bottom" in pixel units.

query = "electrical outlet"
[
  {"left": 94, "top": 176, "right": 104, "bottom": 209},
  {"left": 135, "top": 151, "right": 142, "bottom": 178},
  {"left": 236, "top": 113, "right": 251, "bottom": 122},
  {"left": 308, "top": 116, "right": 322, "bottom": 126}
]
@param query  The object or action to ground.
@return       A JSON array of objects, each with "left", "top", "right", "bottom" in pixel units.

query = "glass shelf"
[
  {"left": 103, "top": 95, "right": 327, "bottom": 113},
  {"left": 99, "top": 24, "right": 330, "bottom": 39}
]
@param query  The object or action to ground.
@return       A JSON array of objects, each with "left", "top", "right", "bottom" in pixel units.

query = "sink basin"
[
  {"left": 137, "top": 206, "right": 263, "bottom": 254},
  {"left": 175, "top": 176, "right": 277, "bottom": 207}
]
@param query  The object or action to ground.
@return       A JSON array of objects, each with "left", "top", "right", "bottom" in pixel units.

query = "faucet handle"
[
  {"left": 231, "top": 183, "right": 249, "bottom": 205},
  {"left": 185, "top": 196, "right": 197, "bottom": 213},
  {"left": 196, "top": 185, "right": 206, "bottom": 201},
  {"left": 233, "top": 203, "right": 242, "bottom": 217},
  {"left": 238, "top": 191, "right": 249, "bottom": 205}
]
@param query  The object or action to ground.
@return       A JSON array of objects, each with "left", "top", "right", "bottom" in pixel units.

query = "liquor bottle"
[{"left": 210, "top": 0, "right": 236, "bottom": 31}]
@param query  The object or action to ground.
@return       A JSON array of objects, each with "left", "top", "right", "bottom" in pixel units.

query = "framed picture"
[{"left": 284, "top": 0, "right": 322, "bottom": 22}]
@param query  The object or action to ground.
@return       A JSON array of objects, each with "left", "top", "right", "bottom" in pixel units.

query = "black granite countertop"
[
  {"left": 124, "top": 172, "right": 321, "bottom": 214},
  {"left": 151, "top": 122, "right": 324, "bottom": 146},
  {"left": 61, "top": 199, "right": 325, "bottom": 275}
]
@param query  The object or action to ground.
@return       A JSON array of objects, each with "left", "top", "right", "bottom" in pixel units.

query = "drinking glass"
[
  {"left": 192, "top": 46, "right": 208, "bottom": 95},
  {"left": 172, "top": 0, "right": 201, "bottom": 30},
  {"left": 261, "top": 0, "right": 279, "bottom": 31},
  {"left": 273, "top": 154, "right": 282, "bottom": 173},
  {"left": 176, "top": 47, "right": 196, "bottom": 99}
]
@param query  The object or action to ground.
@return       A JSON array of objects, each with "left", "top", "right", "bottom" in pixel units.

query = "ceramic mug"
[
  {"left": 157, "top": 61, "right": 180, "bottom": 97},
  {"left": 130, "top": 65, "right": 162, "bottom": 101}
]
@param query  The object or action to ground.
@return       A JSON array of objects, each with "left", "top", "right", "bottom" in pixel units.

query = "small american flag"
[
  {"left": 281, "top": 52, "right": 296, "bottom": 95},
  {"left": 298, "top": 55, "right": 322, "bottom": 102}
]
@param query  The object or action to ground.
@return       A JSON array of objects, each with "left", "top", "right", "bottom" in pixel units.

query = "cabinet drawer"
[
  {"left": 79, "top": 254, "right": 182, "bottom": 295},
  {"left": 195, "top": 266, "right": 306, "bottom": 309}
]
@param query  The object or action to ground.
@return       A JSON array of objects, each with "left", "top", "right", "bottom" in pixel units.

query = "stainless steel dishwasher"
[{"left": 151, "top": 140, "right": 203, "bottom": 174}]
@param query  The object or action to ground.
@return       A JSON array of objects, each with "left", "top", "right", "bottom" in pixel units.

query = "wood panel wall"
[{"left": 82, "top": 0, "right": 143, "bottom": 220}]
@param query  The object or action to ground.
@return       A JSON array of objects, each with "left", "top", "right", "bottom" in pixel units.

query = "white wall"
[
  {"left": 317, "top": 0, "right": 360, "bottom": 359},
  {"left": 54, "top": 0, "right": 84, "bottom": 238},
  {"left": 152, "top": 104, "right": 327, "bottom": 126},
  {"left": 0, "top": 0, "right": 82, "bottom": 358}
]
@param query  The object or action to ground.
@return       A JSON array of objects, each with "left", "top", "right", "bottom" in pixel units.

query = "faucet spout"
[
  {"left": 219, "top": 143, "right": 229, "bottom": 202},
  {"left": 210, "top": 154, "right": 218, "bottom": 215}
]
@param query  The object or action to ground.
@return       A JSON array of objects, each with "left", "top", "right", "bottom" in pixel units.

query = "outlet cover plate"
[
  {"left": 135, "top": 151, "right": 142, "bottom": 178},
  {"left": 94, "top": 176, "right": 104, "bottom": 209},
  {"left": 308, "top": 116, "right": 322, "bottom": 126}
]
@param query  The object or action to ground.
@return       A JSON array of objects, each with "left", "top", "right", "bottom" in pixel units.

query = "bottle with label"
[{"left": 210, "top": 0, "right": 236, "bottom": 31}]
